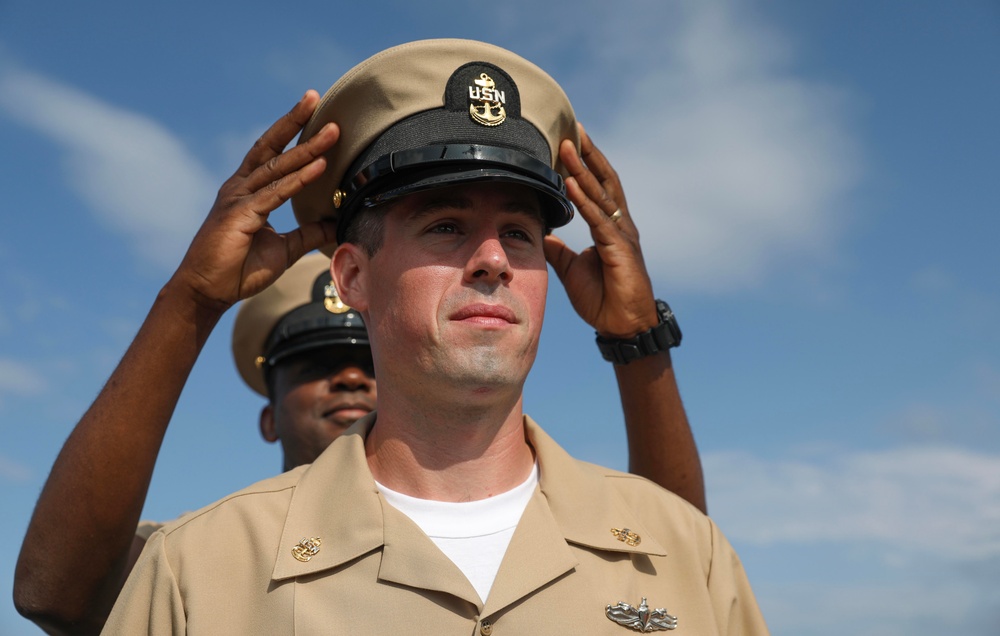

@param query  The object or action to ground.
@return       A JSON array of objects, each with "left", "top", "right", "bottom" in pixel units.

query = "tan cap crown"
[
  {"left": 291, "top": 38, "right": 580, "bottom": 253},
  {"left": 231, "top": 252, "right": 368, "bottom": 396}
]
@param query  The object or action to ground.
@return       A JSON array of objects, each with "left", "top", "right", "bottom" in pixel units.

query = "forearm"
[
  {"left": 616, "top": 352, "right": 707, "bottom": 514},
  {"left": 13, "top": 276, "right": 225, "bottom": 634},
  {"left": 14, "top": 90, "right": 339, "bottom": 634}
]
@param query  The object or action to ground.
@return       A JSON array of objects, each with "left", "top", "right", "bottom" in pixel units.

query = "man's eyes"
[
  {"left": 428, "top": 221, "right": 459, "bottom": 234},
  {"left": 502, "top": 228, "right": 534, "bottom": 243},
  {"left": 295, "top": 363, "right": 332, "bottom": 377},
  {"left": 426, "top": 223, "right": 534, "bottom": 242}
]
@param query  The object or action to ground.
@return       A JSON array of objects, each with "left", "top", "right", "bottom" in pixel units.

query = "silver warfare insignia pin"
[{"left": 606, "top": 597, "right": 678, "bottom": 632}]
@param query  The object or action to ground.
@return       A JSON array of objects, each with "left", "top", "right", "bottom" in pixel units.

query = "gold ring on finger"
[{"left": 608, "top": 208, "right": 623, "bottom": 222}]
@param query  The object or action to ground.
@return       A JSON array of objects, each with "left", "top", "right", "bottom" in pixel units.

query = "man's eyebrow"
[{"left": 408, "top": 195, "right": 473, "bottom": 219}]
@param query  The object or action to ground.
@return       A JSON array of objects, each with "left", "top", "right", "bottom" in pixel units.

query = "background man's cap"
[
  {"left": 291, "top": 38, "right": 580, "bottom": 250},
  {"left": 232, "top": 252, "right": 369, "bottom": 396}
]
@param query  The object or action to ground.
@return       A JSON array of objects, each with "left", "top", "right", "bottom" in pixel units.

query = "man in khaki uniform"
[
  {"left": 17, "top": 220, "right": 702, "bottom": 632},
  {"left": 16, "top": 247, "right": 704, "bottom": 635},
  {"left": 104, "top": 39, "right": 766, "bottom": 634}
]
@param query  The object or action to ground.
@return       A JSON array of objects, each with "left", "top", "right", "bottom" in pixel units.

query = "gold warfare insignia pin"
[
  {"left": 324, "top": 282, "right": 349, "bottom": 314},
  {"left": 468, "top": 72, "right": 506, "bottom": 127},
  {"left": 606, "top": 597, "right": 678, "bottom": 632},
  {"left": 611, "top": 527, "right": 642, "bottom": 547},
  {"left": 291, "top": 537, "right": 322, "bottom": 562}
]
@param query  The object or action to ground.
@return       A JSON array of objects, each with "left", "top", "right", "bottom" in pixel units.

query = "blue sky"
[{"left": 2, "top": 1, "right": 998, "bottom": 633}]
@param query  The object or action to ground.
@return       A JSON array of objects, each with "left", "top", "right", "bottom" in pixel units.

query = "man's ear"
[
  {"left": 331, "top": 243, "right": 368, "bottom": 311},
  {"left": 259, "top": 404, "right": 279, "bottom": 444}
]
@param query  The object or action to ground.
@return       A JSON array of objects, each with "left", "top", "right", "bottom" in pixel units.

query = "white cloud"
[
  {"left": 0, "top": 357, "right": 47, "bottom": 396},
  {"left": 555, "top": 0, "right": 862, "bottom": 292},
  {"left": 0, "top": 65, "right": 217, "bottom": 271},
  {"left": 705, "top": 446, "right": 1000, "bottom": 561},
  {"left": 0, "top": 454, "right": 33, "bottom": 482},
  {"left": 756, "top": 574, "right": 999, "bottom": 636}
]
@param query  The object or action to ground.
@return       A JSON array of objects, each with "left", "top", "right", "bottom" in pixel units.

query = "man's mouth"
[
  {"left": 449, "top": 303, "right": 517, "bottom": 325},
  {"left": 323, "top": 403, "right": 374, "bottom": 421}
]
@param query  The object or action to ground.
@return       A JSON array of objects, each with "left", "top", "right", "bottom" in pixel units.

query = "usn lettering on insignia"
[{"left": 468, "top": 73, "right": 506, "bottom": 127}]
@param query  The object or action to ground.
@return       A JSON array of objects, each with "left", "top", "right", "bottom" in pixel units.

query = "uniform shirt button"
[{"left": 480, "top": 618, "right": 494, "bottom": 635}]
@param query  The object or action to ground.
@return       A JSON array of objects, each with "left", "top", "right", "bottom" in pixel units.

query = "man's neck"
[{"left": 364, "top": 394, "right": 535, "bottom": 502}]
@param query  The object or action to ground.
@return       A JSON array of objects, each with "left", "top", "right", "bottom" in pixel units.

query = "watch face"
[
  {"left": 654, "top": 299, "right": 671, "bottom": 320},
  {"left": 655, "top": 299, "right": 682, "bottom": 347}
]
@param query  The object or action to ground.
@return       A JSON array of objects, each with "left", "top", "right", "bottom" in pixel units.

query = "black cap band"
[{"left": 334, "top": 143, "right": 570, "bottom": 243}]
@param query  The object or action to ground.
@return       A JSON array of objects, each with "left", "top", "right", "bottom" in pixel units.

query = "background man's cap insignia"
[{"left": 323, "top": 281, "right": 349, "bottom": 314}]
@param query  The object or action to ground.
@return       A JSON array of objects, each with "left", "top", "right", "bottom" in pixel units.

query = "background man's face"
[
  {"left": 262, "top": 346, "right": 377, "bottom": 470},
  {"left": 362, "top": 182, "right": 549, "bottom": 405}
]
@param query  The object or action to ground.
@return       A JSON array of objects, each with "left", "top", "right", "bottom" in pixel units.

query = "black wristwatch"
[{"left": 596, "top": 299, "right": 682, "bottom": 365}]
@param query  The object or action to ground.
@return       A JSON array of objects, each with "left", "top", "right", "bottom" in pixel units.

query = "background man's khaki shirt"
[{"left": 104, "top": 415, "right": 769, "bottom": 635}]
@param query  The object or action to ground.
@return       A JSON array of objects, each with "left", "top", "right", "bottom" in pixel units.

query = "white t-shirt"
[{"left": 376, "top": 463, "right": 539, "bottom": 603}]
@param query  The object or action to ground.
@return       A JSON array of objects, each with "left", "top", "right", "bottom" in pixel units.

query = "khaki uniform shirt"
[
  {"left": 135, "top": 520, "right": 165, "bottom": 541},
  {"left": 104, "top": 415, "right": 768, "bottom": 635}
]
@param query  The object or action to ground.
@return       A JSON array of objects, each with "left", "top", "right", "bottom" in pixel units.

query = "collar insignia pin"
[
  {"left": 291, "top": 537, "right": 322, "bottom": 562},
  {"left": 606, "top": 597, "right": 678, "bottom": 632},
  {"left": 611, "top": 527, "right": 642, "bottom": 547}
]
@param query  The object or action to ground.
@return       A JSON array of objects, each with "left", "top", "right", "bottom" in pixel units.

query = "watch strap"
[{"left": 596, "top": 299, "right": 681, "bottom": 365}]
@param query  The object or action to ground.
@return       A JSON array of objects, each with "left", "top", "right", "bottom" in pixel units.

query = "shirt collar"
[
  {"left": 523, "top": 415, "right": 666, "bottom": 558},
  {"left": 271, "top": 413, "right": 665, "bottom": 583}
]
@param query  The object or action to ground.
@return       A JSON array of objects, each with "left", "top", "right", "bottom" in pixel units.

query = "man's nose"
[
  {"left": 328, "top": 365, "right": 374, "bottom": 392},
  {"left": 463, "top": 234, "right": 511, "bottom": 285}
]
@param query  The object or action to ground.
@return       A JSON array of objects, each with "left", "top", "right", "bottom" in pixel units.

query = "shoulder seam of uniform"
[{"left": 160, "top": 478, "right": 300, "bottom": 536}]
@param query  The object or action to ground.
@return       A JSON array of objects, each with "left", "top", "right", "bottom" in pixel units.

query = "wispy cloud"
[
  {"left": 705, "top": 446, "right": 1000, "bottom": 561},
  {"left": 0, "top": 453, "right": 33, "bottom": 482},
  {"left": 555, "top": 0, "right": 862, "bottom": 292},
  {"left": 0, "top": 357, "right": 47, "bottom": 397},
  {"left": 0, "top": 64, "right": 217, "bottom": 271},
  {"left": 756, "top": 571, "right": 1000, "bottom": 636}
]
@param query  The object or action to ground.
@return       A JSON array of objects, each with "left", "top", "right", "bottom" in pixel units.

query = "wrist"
[
  {"left": 596, "top": 299, "right": 681, "bottom": 365},
  {"left": 156, "top": 277, "right": 229, "bottom": 336}
]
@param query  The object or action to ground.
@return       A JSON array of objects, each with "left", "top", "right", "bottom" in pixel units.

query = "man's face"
[
  {"left": 260, "top": 345, "right": 377, "bottom": 471},
  {"left": 360, "top": 182, "right": 549, "bottom": 403}
]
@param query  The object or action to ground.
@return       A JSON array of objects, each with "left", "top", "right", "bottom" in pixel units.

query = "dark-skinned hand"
[
  {"left": 171, "top": 90, "right": 340, "bottom": 314},
  {"left": 544, "top": 123, "right": 659, "bottom": 338}
]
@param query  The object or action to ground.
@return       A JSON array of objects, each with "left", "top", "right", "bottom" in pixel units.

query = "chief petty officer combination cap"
[
  {"left": 291, "top": 38, "right": 580, "bottom": 249},
  {"left": 232, "top": 252, "right": 368, "bottom": 397}
]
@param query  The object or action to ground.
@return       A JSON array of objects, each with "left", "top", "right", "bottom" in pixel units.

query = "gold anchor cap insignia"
[
  {"left": 291, "top": 537, "right": 322, "bottom": 562},
  {"left": 323, "top": 282, "right": 349, "bottom": 314},
  {"left": 611, "top": 527, "right": 641, "bottom": 547},
  {"left": 468, "top": 72, "right": 506, "bottom": 127},
  {"left": 332, "top": 189, "right": 346, "bottom": 209},
  {"left": 606, "top": 597, "right": 678, "bottom": 632}
]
